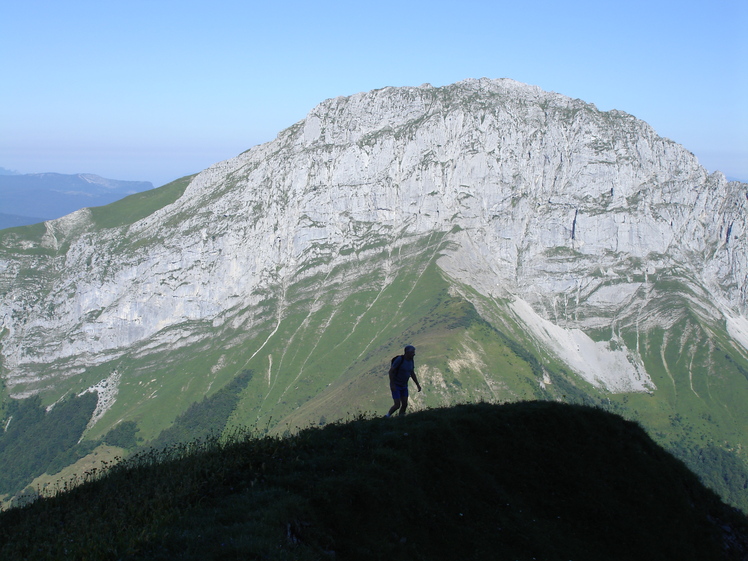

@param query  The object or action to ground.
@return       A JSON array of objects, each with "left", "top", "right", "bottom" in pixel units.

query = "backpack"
[{"left": 390, "top": 355, "right": 404, "bottom": 374}]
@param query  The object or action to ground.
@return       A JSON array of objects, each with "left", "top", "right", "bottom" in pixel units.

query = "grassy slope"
[
  {"left": 599, "top": 286, "right": 748, "bottom": 510},
  {"left": 4, "top": 229, "right": 748, "bottom": 515},
  {"left": 88, "top": 174, "right": 194, "bottom": 230},
  {"left": 0, "top": 402, "right": 746, "bottom": 561},
  {"left": 2, "top": 182, "right": 748, "bottom": 517}
]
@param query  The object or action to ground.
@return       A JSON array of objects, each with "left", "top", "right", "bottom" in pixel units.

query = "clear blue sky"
[{"left": 2, "top": 0, "right": 746, "bottom": 186}]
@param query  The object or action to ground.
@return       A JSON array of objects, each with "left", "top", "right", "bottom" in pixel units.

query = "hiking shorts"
[{"left": 391, "top": 385, "right": 409, "bottom": 400}]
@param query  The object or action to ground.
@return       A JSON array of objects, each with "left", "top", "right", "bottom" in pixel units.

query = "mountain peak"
[{"left": 1, "top": 80, "right": 747, "bottom": 513}]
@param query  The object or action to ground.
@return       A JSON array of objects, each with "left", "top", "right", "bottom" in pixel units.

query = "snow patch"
[{"left": 509, "top": 298, "right": 653, "bottom": 393}]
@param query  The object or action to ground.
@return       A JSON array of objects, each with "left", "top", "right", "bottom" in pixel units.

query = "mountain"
[
  {"left": 1, "top": 78, "right": 747, "bottom": 510},
  {"left": 1, "top": 402, "right": 747, "bottom": 561},
  {"left": 0, "top": 172, "right": 153, "bottom": 228},
  {"left": 0, "top": 213, "right": 50, "bottom": 230}
]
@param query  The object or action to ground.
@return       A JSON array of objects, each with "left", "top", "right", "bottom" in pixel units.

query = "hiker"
[{"left": 386, "top": 345, "right": 422, "bottom": 417}]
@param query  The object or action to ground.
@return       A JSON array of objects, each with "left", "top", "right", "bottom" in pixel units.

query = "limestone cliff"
[{"left": 1, "top": 78, "right": 746, "bottom": 399}]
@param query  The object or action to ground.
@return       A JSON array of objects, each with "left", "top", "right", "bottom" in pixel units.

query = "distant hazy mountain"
[
  {"left": 0, "top": 172, "right": 153, "bottom": 229},
  {"left": 0, "top": 213, "right": 49, "bottom": 229}
]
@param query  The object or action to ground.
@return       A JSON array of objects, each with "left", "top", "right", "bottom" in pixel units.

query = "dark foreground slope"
[{"left": 1, "top": 402, "right": 746, "bottom": 561}]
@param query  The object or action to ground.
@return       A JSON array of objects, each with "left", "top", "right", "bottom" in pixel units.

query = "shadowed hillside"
[{"left": 0, "top": 401, "right": 746, "bottom": 560}]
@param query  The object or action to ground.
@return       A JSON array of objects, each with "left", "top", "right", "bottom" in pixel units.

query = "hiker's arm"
[{"left": 411, "top": 371, "right": 422, "bottom": 392}]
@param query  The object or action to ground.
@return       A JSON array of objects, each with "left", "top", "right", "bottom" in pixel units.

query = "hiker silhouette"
[{"left": 386, "top": 345, "right": 422, "bottom": 417}]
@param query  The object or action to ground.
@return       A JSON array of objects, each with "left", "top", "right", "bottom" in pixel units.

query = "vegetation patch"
[
  {"left": 148, "top": 370, "right": 254, "bottom": 451},
  {"left": 89, "top": 175, "right": 193, "bottom": 231},
  {"left": 0, "top": 393, "right": 98, "bottom": 500}
]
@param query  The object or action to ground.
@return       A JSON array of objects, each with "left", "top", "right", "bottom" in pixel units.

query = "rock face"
[{"left": 1, "top": 78, "right": 747, "bottom": 397}]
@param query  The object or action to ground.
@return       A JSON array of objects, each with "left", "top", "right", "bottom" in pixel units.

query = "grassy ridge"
[
  {"left": 88, "top": 174, "right": 194, "bottom": 230},
  {"left": 0, "top": 402, "right": 746, "bottom": 560}
]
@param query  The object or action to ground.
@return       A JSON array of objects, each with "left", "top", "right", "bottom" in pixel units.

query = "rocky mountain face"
[{"left": 1, "top": 79, "right": 747, "bottom": 506}]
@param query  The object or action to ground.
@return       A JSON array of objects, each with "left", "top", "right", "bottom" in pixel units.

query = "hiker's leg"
[
  {"left": 399, "top": 395, "right": 409, "bottom": 415},
  {"left": 388, "top": 399, "right": 401, "bottom": 416}
]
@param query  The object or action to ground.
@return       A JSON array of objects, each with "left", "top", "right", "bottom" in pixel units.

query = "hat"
[{"left": 404, "top": 345, "right": 415, "bottom": 352}]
